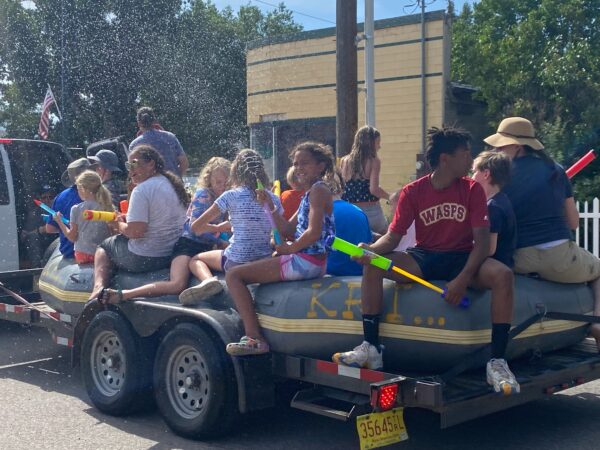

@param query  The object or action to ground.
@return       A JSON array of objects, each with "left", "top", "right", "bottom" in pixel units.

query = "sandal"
[
  {"left": 226, "top": 336, "right": 270, "bottom": 356},
  {"left": 100, "top": 288, "right": 124, "bottom": 305}
]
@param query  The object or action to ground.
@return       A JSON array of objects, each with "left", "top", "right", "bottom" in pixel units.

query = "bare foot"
[{"left": 88, "top": 286, "right": 106, "bottom": 302}]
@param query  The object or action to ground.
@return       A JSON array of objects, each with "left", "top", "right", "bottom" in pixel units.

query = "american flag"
[{"left": 38, "top": 87, "right": 56, "bottom": 140}]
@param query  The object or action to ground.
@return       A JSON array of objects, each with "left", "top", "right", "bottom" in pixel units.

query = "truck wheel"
[
  {"left": 81, "top": 311, "right": 154, "bottom": 415},
  {"left": 153, "top": 323, "right": 238, "bottom": 439}
]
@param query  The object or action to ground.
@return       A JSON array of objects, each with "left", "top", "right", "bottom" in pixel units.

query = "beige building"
[{"left": 247, "top": 10, "right": 486, "bottom": 191}]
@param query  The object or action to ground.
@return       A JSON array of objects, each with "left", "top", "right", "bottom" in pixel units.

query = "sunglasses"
[{"left": 125, "top": 159, "right": 143, "bottom": 170}]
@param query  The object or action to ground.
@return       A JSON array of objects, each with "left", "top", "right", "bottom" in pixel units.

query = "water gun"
[
  {"left": 273, "top": 180, "right": 281, "bottom": 197},
  {"left": 566, "top": 150, "right": 595, "bottom": 179},
  {"left": 34, "top": 199, "right": 69, "bottom": 225},
  {"left": 257, "top": 180, "right": 282, "bottom": 245},
  {"left": 83, "top": 210, "right": 118, "bottom": 221},
  {"left": 119, "top": 200, "right": 129, "bottom": 214},
  {"left": 325, "top": 235, "right": 470, "bottom": 308}
]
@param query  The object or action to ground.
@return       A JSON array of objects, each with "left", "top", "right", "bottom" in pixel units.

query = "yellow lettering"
[
  {"left": 342, "top": 281, "right": 362, "bottom": 320},
  {"left": 306, "top": 281, "right": 340, "bottom": 319}
]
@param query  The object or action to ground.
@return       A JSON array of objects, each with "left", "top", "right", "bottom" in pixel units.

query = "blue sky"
[{"left": 210, "top": 0, "right": 478, "bottom": 30}]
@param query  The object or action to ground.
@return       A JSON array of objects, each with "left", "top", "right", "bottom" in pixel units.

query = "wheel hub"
[{"left": 166, "top": 345, "right": 210, "bottom": 418}]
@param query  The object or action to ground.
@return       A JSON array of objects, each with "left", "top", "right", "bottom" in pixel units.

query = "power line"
[{"left": 252, "top": 0, "right": 336, "bottom": 25}]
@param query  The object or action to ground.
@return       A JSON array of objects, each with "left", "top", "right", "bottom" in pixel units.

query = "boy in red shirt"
[{"left": 333, "top": 126, "right": 519, "bottom": 395}]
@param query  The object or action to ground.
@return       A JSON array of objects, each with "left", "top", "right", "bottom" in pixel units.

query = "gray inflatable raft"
[{"left": 39, "top": 248, "right": 593, "bottom": 372}]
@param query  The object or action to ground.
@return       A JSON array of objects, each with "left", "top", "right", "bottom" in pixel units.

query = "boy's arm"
[{"left": 444, "top": 227, "right": 489, "bottom": 306}]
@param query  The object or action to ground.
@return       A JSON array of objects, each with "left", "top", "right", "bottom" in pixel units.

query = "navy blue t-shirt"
[
  {"left": 502, "top": 154, "right": 572, "bottom": 248},
  {"left": 488, "top": 192, "right": 516, "bottom": 268},
  {"left": 327, "top": 200, "right": 372, "bottom": 276},
  {"left": 48, "top": 185, "right": 81, "bottom": 258}
]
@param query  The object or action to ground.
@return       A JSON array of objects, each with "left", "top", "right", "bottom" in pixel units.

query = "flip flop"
[{"left": 100, "top": 288, "right": 124, "bottom": 305}]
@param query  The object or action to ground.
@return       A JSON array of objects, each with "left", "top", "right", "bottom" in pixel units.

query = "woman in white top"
[{"left": 89, "top": 145, "right": 188, "bottom": 303}]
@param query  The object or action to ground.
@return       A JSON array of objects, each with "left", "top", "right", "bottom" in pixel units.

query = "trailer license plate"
[{"left": 356, "top": 407, "right": 408, "bottom": 450}]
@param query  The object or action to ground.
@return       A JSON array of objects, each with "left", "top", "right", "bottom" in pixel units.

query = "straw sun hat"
[{"left": 483, "top": 117, "right": 544, "bottom": 150}]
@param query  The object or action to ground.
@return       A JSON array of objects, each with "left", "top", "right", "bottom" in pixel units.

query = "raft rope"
[{"left": 437, "top": 306, "right": 600, "bottom": 383}]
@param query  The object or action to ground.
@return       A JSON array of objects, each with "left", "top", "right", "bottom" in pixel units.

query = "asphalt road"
[{"left": 2, "top": 321, "right": 600, "bottom": 450}]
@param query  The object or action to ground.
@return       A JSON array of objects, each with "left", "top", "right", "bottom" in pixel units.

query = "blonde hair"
[
  {"left": 196, "top": 157, "right": 231, "bottom": 190},
  {"left": 340, "top": 125, "right": 380, "bottom": 180},
  {"left": 230, "top": 149, "right": 270, "bottom": 198},
  {"left": 75, "top": 170, "right": 113, "bottom": 212},
  {"left": 285, "top": 166, "right": 300, "bottom": 190}
]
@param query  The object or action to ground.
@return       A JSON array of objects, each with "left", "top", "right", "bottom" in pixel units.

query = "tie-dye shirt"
[
  {"left": 295, "top": 181, "right": 335, "bottom": 255},
  {"left": 182, "top": 187, "right": 225, "bottom": 245}
]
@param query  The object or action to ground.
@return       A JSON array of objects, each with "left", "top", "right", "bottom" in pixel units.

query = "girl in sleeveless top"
[
  {"left": 225, "top": 142, "right": 337, "bottom": 356},
  {"left": 340, "top": 125, "right": 390, "bottom": 234}
]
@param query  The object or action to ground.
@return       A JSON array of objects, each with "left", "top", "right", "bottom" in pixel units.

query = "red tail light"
[{"left": 371, "top": 383, "right": 398, "bottom": 411}]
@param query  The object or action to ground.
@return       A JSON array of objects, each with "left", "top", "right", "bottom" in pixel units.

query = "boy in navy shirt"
[{"left": 472, "top": 151, "right": 517, "bottom": 268}]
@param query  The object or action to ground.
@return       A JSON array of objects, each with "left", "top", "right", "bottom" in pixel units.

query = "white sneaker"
[
  {"left": 332, "top": 341, "right": 384, "bottom": 370},
  {"left": 179, "top": 277, "right": 224, "bottom": 306},
  {"left": 486, "top": 358, "right": 520, "bottom": 395}
]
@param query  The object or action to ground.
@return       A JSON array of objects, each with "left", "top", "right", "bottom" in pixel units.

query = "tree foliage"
[
  {"left": 451, "top": 0, "right": 600, "bottom": 198},
  {"left": 0, "top": 0, "right": 302, "bottom": 164}
]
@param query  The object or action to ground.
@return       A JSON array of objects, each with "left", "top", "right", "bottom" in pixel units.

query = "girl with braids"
[
  {"left": 179, "top": 149, "right": 283, "bottom": 305},
  {"left": 89, "top": 145, "right": 189, "bottom": 304},
  {"left": 54, "top": 170, "right": 113, "bottom": 265},
  {"left": 226, "top": 142, "right": 336, "bottom": 356},
  {"left": 340, "top": 125, "right": 390, "bottom": 234}
]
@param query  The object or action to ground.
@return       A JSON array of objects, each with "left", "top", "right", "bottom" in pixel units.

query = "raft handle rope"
[{"left": 437, "top": 308, "right": 600, "bottom": 383}]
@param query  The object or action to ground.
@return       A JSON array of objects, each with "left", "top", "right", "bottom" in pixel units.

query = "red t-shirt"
[
  {"left": 280, "top": 189, "right": 305, "bottom": 220},
  {"left": 390, "top": 175, "right": 489, "bottom": 252}
]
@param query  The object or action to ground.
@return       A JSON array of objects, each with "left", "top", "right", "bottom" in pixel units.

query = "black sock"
[
  {"left": 491, "top": 323, "right": 511, "bottom": 359},
  {"left": 363, "top": 314, "right": 380, "bottom": 350}
]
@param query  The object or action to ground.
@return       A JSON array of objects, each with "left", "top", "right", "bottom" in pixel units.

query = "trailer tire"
[
  {"left": 153, "top": 323, "right": 238, "bottom": 439},
  {"left": 81, "top": 311, "right": 154, "bottom": 415}
]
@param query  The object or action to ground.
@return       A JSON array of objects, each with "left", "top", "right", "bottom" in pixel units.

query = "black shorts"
[
  {"left": 172, "top": 236, "right": 213, "bottom": 258},
  {"left": 406, "top": 247, "right": 470, "bottom": 281},
  {"left": 99, "top": 234, "right": 172, "bottom": 273}
]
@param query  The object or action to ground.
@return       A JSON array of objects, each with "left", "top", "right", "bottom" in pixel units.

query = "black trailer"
[{"left": 2, "top": 271, "right": 600, "bottom": 449}]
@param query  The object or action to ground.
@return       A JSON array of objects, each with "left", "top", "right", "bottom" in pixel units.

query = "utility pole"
[
  {"left": 335, "top": 0, "right": 358, "bottom": 158},
  {"left": 420, "top": 0, "right": 427, "bottom": 154},
  {"left": 364, "top": 0, "right": 376, "bottom": 126}
]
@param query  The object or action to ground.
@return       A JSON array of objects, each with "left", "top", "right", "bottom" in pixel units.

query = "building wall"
[{"left": 247, "top": 11, "right": 449, "bottom": 193}]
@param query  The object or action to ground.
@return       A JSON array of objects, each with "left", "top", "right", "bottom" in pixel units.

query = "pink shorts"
[{"left": 280, "top": 253, "right": 326, "bottom": 281}]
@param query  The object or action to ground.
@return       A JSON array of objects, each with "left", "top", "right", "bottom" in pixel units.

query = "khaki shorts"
[{"left": 514, "top": 240, "right": 600, "bottom": 283}]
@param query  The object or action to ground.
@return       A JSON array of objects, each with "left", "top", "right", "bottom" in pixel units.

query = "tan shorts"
[{"left": 514, "top": 240, "right": 600, "bottom": 283}]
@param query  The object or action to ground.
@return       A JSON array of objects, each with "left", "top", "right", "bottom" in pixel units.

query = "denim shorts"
[
  {"left": 280, "top": 253, "right": 326, "bottom": 281},
  {"left": 406, "top": 247, "right": 470, "bottom": 281},
  {"left": 99, "top": 234, "right": 172, "bottom": 273}
]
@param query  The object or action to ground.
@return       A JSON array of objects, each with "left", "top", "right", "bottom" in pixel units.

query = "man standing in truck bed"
[{"left": 129, "top": 106, "right": 189, "bottom": 177}]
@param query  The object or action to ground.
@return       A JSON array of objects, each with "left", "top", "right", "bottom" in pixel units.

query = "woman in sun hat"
[{"left": 485, "top": 117, "right": 600, "bottom": 349}]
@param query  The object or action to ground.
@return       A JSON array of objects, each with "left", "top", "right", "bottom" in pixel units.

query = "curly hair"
[
  {"left": 129, "top": 145, "right": 190, "bottom": 207},
  {"left": 426, "top": 126, "right": 472, "bottom": 169},
  {"left": 290, "top": 141, "right": 339, "bottom": 193},
  {"left": 75, "top": 170, "right": 113, "bottom": 212},
  {"left": 196, "top": 157, "right": 231, "bottom": 190},
  {"left": 340, "top": 125, "right": 381, "bottom": 180},
  {"left": 230, "top": 149, "right": 270, "bottom": 199}
]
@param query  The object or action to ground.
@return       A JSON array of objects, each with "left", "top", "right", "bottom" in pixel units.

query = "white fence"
[{"left": 576, "top": 198, "right": 600, "bottom": 257}]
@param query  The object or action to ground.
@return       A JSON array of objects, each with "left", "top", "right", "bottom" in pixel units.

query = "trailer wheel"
[
  {"left": 81, "top": 311, "right": 154, "bottom": 415},
  {"left": 154, "top": 323, "right": 238, "bottom": 439}
]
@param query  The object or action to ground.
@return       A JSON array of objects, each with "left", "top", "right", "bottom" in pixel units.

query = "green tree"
[
  {"left": 451, "top": 0, "right": 600, "bottom": 198},
  {"left": 0, "top": 0, "right": 302, "bottom": 166}
]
